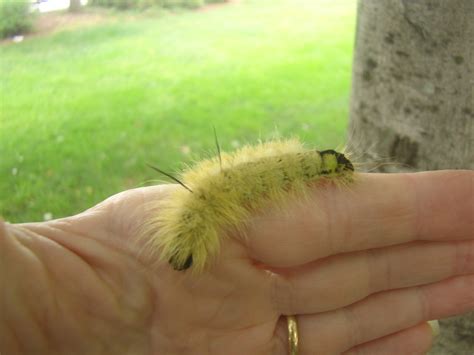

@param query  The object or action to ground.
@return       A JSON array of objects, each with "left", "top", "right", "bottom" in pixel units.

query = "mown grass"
[{"left": 0, "top": 0, "right": 356, "bottom": 222}]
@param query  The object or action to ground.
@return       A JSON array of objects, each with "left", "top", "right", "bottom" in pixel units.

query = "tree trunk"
[
  {"left": 69, "top": 0, "right": 82, "bottom": 12},
  {"left": 349, "top": 0, "right": 473, "bottom": 172},
  {"left": 348, "top": 1, "right": 473, "bottom": 354}
]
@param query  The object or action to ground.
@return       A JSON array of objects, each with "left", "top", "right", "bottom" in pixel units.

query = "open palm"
[{"left": 7, "top": 171, "right": 473, "bottom": 355}]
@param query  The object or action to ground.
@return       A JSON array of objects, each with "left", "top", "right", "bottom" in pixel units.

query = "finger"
[
  {"left": 343, "top": 321, "right": 437, "bottom": 355},
  {"left": 245, "top": 170, "right": 473, "bottom": 267},
  {"left": 275, "top": 274, "right": 473, "bottom": 354},
  {"left": 271, "top": 240, "right": 474, "bottom": 314}
]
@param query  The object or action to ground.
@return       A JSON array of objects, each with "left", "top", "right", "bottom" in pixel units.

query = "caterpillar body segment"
[{"left": 148, "top": 139, "right": 354, "bottom": 273}]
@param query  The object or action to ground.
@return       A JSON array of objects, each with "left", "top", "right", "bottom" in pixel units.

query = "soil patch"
[
  {"left": 34, "top": 11, "right": 109, "bottom": 37},
  {"left": 198, "top": 0, "right": 242, "bottom": 12},
  {"left": 0, "top": 9, "right": 112, "bottom": 45},
  {"left": 1, "top": 1, "right": 240, "bottom": 45}
]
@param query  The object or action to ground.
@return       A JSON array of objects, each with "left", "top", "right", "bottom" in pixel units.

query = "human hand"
[{"left": 1, "top": 170, "right": 472, "bottom": 354}]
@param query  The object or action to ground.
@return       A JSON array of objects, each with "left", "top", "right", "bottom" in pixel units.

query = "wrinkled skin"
[{"left": 1, "top": 171, "right": 473, "bottom": 355}]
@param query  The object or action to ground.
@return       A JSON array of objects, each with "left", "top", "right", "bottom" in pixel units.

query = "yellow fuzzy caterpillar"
[{"left": 145, "top": 138, "right": 354, "bottom": 273}]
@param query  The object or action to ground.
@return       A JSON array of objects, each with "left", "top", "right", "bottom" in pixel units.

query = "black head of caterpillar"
[
  {"left": 148, "top": 140, "right": 355, "bottom": 273},
  {"left": 319, "top": 149, "right": 354, "bottom": 174}
]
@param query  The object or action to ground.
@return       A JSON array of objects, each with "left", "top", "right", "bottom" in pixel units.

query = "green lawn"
[{"left": 0, "top": 0, "right": 356, "bottom": 222}]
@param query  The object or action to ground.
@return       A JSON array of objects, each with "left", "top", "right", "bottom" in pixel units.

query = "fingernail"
[{"left": 428, "top": 320, "right": 440, "bottom": 338}]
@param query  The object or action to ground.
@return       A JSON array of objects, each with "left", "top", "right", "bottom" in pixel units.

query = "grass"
[{"left": 0, "top": 0, "right": 356, "bottom": 222}]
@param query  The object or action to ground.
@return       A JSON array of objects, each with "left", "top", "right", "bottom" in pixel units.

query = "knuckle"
[
  {"left": 455, "top": 241, "right": 474, "bottom": 275},
  {"left": 270, "top": 273, "right": 295, "bottom": 315},
  {"left": 366, "top": 248, "right": 392, "bottom": 292},
  {"left": 341, "top": 307, "right": 363, "bottom": 348}
]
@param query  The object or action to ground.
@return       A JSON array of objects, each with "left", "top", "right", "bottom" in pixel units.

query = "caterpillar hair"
[{"left": 143, "top": 138, "right": 354, "bottom": 273}]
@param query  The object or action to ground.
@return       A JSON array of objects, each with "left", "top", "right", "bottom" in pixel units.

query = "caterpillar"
[{"left": 144, "top": 138, "right": 354, "bottom": 273}]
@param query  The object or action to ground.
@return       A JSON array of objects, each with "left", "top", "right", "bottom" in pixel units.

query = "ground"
[
  {"left": 34, "top": 10, "right": 109, "bottom": 37},
  {"left": 3, "top": 0, "right": 242, "bottom": 42}
]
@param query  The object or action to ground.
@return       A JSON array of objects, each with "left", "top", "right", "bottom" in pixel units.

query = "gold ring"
[{"left": 287, "top": 315, "right": 299, "bottom": 355}]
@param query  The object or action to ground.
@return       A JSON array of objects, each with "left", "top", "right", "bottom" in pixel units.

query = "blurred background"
[{"left": 0, "top": 0, "right": 356, "bottom": 222}]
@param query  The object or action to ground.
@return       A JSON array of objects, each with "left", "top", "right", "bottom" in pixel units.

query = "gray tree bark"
[
  {"left": 69, "top": 0, "right": 82, "bottom": 12},
  {"left": 348, "top": 1, "right": 473, "bottom": 354},
  {"left": 349, "top": 0, "right": 473, "bottom": 172}
]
